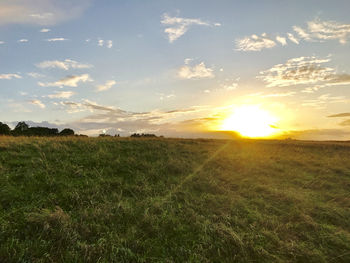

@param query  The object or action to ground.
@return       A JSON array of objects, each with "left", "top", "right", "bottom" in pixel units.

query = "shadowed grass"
[{"left": 0, "top": 136, "right": 349, "bottom": 262}]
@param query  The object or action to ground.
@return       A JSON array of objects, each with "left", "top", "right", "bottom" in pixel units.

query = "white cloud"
[
  {"left": 27, "top": 72, "right": 45, "bottom": 78},
  {"left": 18, "top": 39, "right": 28, "bottom": 43},
  {"left": 38, "top": 74, "right": 92, "bottom": 88},
  {"left": 46, "top": 38, "right": 68, "bottom": 42},
  {"left": 222, "top": 82, "right": 238, "bottom": 91},
  {"left": 178, "top": 61, "right": 214, "bottom": 79},
  {"left": 261, "top": 92, "right": 296, "bottom": 98},
  {"left": 161, "top": 13, "right": 219, "bottom": 43},
  {"left": 47, "top": 91, "right": 75, "bottom": 99},
  {"left": 36, "top": 59, "right": 92, "bottom": 70},
  {"left": 97, "top": 39, "right": 113, "bottom": 48},
  {"left": 258, "top": 56, "right": 350, "bottom": 87},
  {"left": 276, "top": 36, "right": 287, "bottom": 46},
  {"left": 40, "top": 28, "right": 51, "bottom": 33},
  {"left": 294, "top": 18, "right": 350, "bottom": 44},
  {"left": 159, "top": 93, "right": 175, "bottom": 100},
  {"left": 287, "top": 33, "right": 299, "bottom": 44},
  {"left": 0, "top": 41, "right": 4, "bottom": 44},
  {"left": 302, "top": 94, "right": 348, "bottom": 108},
  {"left": 301, "top": 85, "right": 324, "bottom": 93},
  {"left": 236, "top": 33, "right": 276, "bottom": 51},
  {"left": 0, "top": 0, "right": 91, "bottom": 26},
  {"left": 293, "top": 26, "right": 312, "bottom": 41},
  {"left": 30, "top": 13, "right": 53, "bottom": 20},
  {"left": 30, "top": 99, "right": 45, "bottom": 109},
  {"left": 96, "top": 80, "right": 116, "bottom": 92},
  {"left": 0, "top": 73, "right": 22, "bottom": 80}
]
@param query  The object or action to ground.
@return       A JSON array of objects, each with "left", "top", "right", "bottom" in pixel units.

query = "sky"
[{"left": 1, "top": 0, "right": 350, "bottom": 139}]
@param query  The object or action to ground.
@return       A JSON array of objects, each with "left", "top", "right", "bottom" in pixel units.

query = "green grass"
[{"left": 0, "top": 136, "right": 350, "bottom": 262}]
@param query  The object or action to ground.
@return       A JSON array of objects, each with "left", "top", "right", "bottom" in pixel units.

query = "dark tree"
[
  {"left": 130, "top": 133, "right": 156, "bottom": 138},
  {"left": 27, "top": 127, "right": 59, "bottom": 136},
  {"left": 14, "top": 121, "right": 29, "bottom": 132},
  {"left": 59, "top": 128, "right": 75, "bottom": 136},
  {"left": 0, "top": 122, "right": 11, "bottom": 135},
  {"left": 12, "top": 121, "right": 30, "bottom": 136}
]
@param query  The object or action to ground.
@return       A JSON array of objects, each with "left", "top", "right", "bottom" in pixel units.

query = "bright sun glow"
[{"left": 221, "top": 105, "right": 279, "bottom": 138}]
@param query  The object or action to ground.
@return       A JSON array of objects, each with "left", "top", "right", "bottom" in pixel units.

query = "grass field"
[{"left": 0, "top": 136, "right": 349, "bottom": 262}]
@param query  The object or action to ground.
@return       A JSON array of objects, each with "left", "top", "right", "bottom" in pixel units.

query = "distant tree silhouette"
[
  {"left": 0, "top": 122, "right": 11, "bottom": 135},
  {"left": 130, "top": 133, "right": 157, "bottom": 138},
  {"left": 12, "top": 121, "right": 29, "bottom": 136},
  {"left": 27, "top": 127, "right": 59, "bottom": 136},
  {"left": 59, "top": 128, "right": 75, "bottom": 136},
  {"left": 14, "top": 122, "right": 29, "bottom": 132},
  {"left": 1, "top": 121, "right": 79, "bottom": 137}
]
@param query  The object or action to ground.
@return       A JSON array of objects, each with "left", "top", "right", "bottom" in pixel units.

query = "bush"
[
  {"left": 59, "top": 128, "right": 75, "bottom": 136},
  {"left": 0, "top": 122, "right": 10, "bottom": 135}
]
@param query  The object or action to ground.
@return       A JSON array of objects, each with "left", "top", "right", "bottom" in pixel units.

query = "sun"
[{"left": 221, "top": 105, "right": 279, "bottom": 138}]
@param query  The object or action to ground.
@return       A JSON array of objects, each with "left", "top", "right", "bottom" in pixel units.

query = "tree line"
[{"left": 0, "top": 121, "right": 75, "bottom": 137}]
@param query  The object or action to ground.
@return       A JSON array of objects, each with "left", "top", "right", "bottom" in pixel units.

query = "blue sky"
[{"left": 1, "top": 0, "right": 350, "bottom": 139}]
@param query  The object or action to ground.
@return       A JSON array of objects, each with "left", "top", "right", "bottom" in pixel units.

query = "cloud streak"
[
  {"left": 47, "top": 91, "right": 75, "bottom": 99},
  {"left": 45, "top": 38, "right": 68, "bottom": 42},
  {"left": 294, "top": 18, "right": 350, "bottom": 44},
  {"left": 96, "top": 80, "right": 116, "bottom": 92},
  {"left": 236, "top": 33, "right": 276, "bottom": 51},
  {"left": 161, "top": 13, "right": 219, "bottom": 43},
  {"left": 38, "top": 74, "right": 92, "bottom": 88},
  {"left": 36, "top": 59, "right": 92, "bottom": 70},
  {"left": 258, "top": 56, "right": 350, "bottom": 87},
  {"left": 0, "top": 73, "right": 22, "bottom": 80},
  {"left": 30, "top": 99, "right": 45, "bottom": 109},
  {"left": 328, "top": 113, "right": 350, "bottom": 118},
  {"left": 0, "top": 0, "right": 91, "bottom": 26}
]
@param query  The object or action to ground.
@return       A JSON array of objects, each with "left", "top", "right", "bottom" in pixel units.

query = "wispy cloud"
[
  {"left": 0, "top": 0, "right": 91, "bottom": 26},
  {"left": 36, "top": 59, "right": 92, "bottom": 70},
  {"left": 158, "top": 93, "right": 175, "bottom": 100},
  {"left": 222, "top": 82, "right": 238, "bottom": 91},
  {"left": 47, "top": 91, "right": 75, "bottom": 99},
  {"left": 0, "top": 41, "right": 4, "bottom": 44},
  {"left": 96, "top": 80, "right": 116, "bottom": 92},
  {"left": 38, "top": 74, "right": 92, "bottom": 88},
  {"left": 97, "top": 39, "right": 113, "bottom": 48},
  {"left": 27, "top": 72, "right": 45, "bottom": 78},
  {"left": 0, "top": 73, "right": 22, "bottom": 80},
  {"left": 45, "top": 38, "right": 68, "bottom": 42},
  {"left": 236, "top": 33, "right": 276, "bottom": 51},
  {"left": 276, "top": 36, "right": 287, "bottom": 46},
  {"left": 287, "top": 33, "right": 299, "bottom": 44},
  {"left": 161, "top": 13, "right": 219, "bottom": 43},
  {"left": 294, "top": 18, "right": 350, "bottom": 44},
  {"left": 258, "top": 56, "right": 350, "bottom": 87},
  {"left": 339, "top": 119, "right": 350, "bottom": 126},
  {"left": 178, "top": 60, "right": 214, "bottom": 79},
  {"left": 302, "top": 94, "right": 348, "bottom": 109},
  {"left": 40, "top": 28, "right": 51, "bottom": 33},
  {"left": 328, "top": 113, "right": 350, "bottom": 118},
  {"left": 18, "top": 39, "right": 28, "bottom": 43},
  {"left": 261, "top": 92, "right": 296, "bottom": 98},
  {"left": 30, "top": 99, "right": 45, "bottom": 109},
  {"left": 107, "top": 40, "right": 113, "bottom": 48}
]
